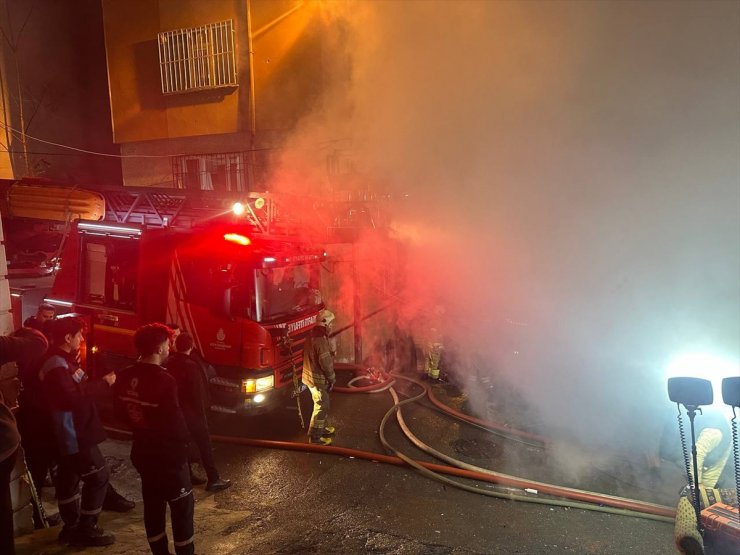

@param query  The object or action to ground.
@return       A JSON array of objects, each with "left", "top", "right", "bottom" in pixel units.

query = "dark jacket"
[
  {"left": 15, "top": 328, "right": 52, "bottom": 413},
  {"left": 0, "top": 332, "right": 48, "bottom": 462},
  {"left": 39, "top": 347, "right": 109, "bottom": 456},
  {"left": 165, "top": 352, "right": 209, "bottom": 429},
  {"left": 114, "top": 362, "right": 190, "bottom": 468},
  {"left": 302, "top": 325, "right": 335, "bottom": 389}
]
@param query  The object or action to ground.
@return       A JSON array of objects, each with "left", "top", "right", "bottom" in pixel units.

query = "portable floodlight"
[
  {"left": 667, "top": 376, "right": 714, "bottom": 534},
  {"left": 721, "top": 376, "right": 740, "bottom": 525}
]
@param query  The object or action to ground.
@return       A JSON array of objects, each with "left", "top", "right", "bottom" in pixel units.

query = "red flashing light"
[{"left": 224, "top": 233, "right": 251, "bottom": 246}]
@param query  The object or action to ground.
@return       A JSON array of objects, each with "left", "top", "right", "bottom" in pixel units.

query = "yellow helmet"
[{"left": 319, "top": 309, "right": 335, "bottom": 326}]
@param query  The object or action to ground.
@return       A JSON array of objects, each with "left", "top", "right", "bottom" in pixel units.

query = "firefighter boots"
[
  {"left": 58, "top": 524, "right": 76, "bottom": 544},
  {"left": 206, "top": 478, "right": 232, "bottom": 492},
  {"left": 309, "top": 436, "right": 332, "bottom": 446},
  {"left": 69, "top": 524, "right": 115, "bottom": 547},
  {"left": 103, "top": 484, "right": 136, "bottom": 512}
]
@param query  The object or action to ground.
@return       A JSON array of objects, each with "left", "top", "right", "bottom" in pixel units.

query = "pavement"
[{"left": 12, "top": 371, "right": 718, "bottom": 555}]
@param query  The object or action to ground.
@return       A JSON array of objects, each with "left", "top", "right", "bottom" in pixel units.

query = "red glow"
[{"left": 224, "top": 233, "right": 251, "bottom": 246}]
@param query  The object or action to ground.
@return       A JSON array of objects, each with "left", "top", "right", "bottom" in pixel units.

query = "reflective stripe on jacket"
[{"left": 302, "top": 326, "right": 335, "bottom": 389}]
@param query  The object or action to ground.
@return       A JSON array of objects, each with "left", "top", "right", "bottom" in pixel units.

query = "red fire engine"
[{"left": 42, "top": 187, "right": 327, "bottom": 415}]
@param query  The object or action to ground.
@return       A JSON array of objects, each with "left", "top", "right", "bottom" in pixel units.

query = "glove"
[{"left": 327, "top": 381, "right": 335, "bottom": 392}]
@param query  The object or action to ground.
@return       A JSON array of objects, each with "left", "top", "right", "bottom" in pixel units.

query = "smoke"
[{"left": 276, "top": 1, "right": 740, "bottom": 468}]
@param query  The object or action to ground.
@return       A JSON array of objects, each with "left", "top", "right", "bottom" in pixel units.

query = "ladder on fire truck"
[
  {"left": 0, "top": 177, "right": 392, "bottom": 243},
  {"left": 99, "top": 186, "right": 284, "bottom": 234},
  {"left": 99, "top": 186, "right": 391, "bottom": 241}
]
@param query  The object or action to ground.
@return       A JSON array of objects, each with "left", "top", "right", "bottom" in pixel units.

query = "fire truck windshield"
[{"left": 254, "top": 263, "right": 322, "bottom": 322}]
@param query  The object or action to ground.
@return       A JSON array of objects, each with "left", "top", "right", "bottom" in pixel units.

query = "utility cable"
[{"left": 0, "top": 121, "right": 274, "bottom": 159}]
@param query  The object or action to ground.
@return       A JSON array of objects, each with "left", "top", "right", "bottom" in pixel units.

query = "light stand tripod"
[
  {"left": 721, "top": 376, "right": 740, "bottom": 524},
  {"left": 668, "top": 376, "right": 714, "bottom": 535}
]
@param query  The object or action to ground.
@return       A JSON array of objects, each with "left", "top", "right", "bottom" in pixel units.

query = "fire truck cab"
[{"left": 47, "top": 218, "right": 326, "bottom": 415}]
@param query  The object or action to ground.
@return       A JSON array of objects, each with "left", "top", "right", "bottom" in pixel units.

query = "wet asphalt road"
[
  {"left": 182, "top": 374, "right": 680, "bottom": 554},
  {"left": 16, "top": 370, "right": 687, "bottom": 554}
]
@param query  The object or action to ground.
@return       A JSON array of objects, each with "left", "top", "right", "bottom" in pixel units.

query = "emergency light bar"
[
  {"left": 45, "top": 298, "right": 74, "bottom": 307},
  {"left": 224, "top": 233, "right": 251, "bottom": 246}
]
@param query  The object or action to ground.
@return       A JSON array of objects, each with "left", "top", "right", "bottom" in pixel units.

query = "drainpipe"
[{"left": 245, "top": 0, "right": 257, "bottom": 192}]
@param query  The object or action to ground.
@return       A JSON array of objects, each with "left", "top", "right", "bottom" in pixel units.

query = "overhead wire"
[{"left": 0, "top": 121, "right": 275, "bottom": 159}]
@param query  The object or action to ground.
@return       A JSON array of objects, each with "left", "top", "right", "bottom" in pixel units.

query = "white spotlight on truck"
[{"left": 232, "top": 202, "right": 246, "bottom": 216}]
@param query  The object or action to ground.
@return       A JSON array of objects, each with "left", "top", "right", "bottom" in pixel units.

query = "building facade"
[{"left": 102, "top": 0, "right": 325, "bottom": 190}]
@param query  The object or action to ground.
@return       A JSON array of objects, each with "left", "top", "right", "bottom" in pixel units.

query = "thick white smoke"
[{"left": 280, "top": 1, "right": 740, "bottom": 463}]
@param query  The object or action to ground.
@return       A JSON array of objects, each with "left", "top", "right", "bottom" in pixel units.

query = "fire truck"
[{"left": 41, "top": 186, "right": 328, "bottom": 415}]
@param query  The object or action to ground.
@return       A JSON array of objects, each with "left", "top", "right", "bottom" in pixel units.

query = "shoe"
[
  {"left": 103, "top": 485, "right": 136, "bottom": 512},
  {"left": 35, "top": 511, "right": 62, "bottom": 529},
  {"left": 70, "top": 524, "right": 115, "bottom": 547},
  {"left": 206, "top": 478, "right": 232, "bottom": 492},
  {"left": 322, "top": 426, "right": 336, "bottom": 437},
  {"left": 309, "top": 436, "right": 332, "bottom": 446},
  {"left": 58, "top": 524, "right": 77, "bottom": 544}
]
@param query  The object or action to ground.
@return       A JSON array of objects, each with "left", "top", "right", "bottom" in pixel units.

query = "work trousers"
[
  {"left": 137, "top": 461, "right": 195, "bottom": 555},
  {"left": 307, "top": 385, "right": 330, "bottom": 439},
  {"left": 56, "top": 445, "right": 109, "bottom": 528},
  {"left": 0, "top": 448, "right": 18, "bottom": 555},
  {"left": 16, "top": 408, "right": 57, "bottom": 526},
  {"left": 187, "top": 420, "right": 219, "bottom": 482}
]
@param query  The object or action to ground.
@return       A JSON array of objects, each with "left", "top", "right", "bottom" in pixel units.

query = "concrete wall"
[
  {"left": 102, "top": 0, "right": 249, "bottom": 143},
  {"left": 102, "top": 0, "right": 324, "bottom": 188},
  {"left": 0, "top": 212, "right": 34, "bottom": 536}
]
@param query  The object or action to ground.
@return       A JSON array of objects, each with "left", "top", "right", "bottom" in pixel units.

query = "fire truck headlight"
[
  {"left": 232, "top": 202, "right": 245, "bottom": 216},
  {"left": 253, "top": 393, "right": 266, "bottom": 404},
  {"left": 242, "top": 376, "right": 274, "bottom": 394}
]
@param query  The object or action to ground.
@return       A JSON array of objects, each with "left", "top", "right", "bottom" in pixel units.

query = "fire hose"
[
  {"left": 338, "top": 364, "right": 675, "bottom": 521},
  {"left": 102, "top": 364, "right": 676, "bottom": 523}
]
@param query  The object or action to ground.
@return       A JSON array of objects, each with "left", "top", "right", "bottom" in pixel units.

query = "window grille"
[
  {"left": 172, "top": 151, "right": 249, "bottom": 192},
  {"left": 158, "top": 20, "right": 237, "bottom": 94}
]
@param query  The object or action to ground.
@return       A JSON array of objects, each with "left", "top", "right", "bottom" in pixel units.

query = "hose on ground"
[
  {"left": 338, "top": 364, "right": 675, "bottom": 519},
  {"left": 385, "top": 373, "right": 674, "bottom": 521},
  {"left": 335, "top": 363, "right": 545, "bottom": 447},
  {"left": 102, "top": 422, "right": 669, "bottom": 522}
]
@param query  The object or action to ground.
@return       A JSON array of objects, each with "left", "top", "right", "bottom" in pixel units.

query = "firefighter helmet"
[{"left": 319, "top": 309, "right": 335, "bottom": 326}]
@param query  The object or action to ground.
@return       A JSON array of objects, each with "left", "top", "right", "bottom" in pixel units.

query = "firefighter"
[
  {"left": 39, "top": 317, "right": 116, "bottom": 547},
  {"left": 303, "top": 309, "right": 336, "bottom": 445},
  {"left": 660, "top": 407, "right": 733, "bottom": 489},
  {"left": 419, "top": 305, "right": 446, "bottom": 380},
  {"left": 13, "top": 326, "right": 62, "bottom": 529},
  {"left": 1, "top": 327, "right": 48, "bottom": 555},
  {"left": 20, "top": 312, "right": 135, "bottom": 518},
  {"left": 114, "top": 323, "right": 195, "bottom": 555},
  {"left": 661, "top": 408, "right": 735, "bottom": 554},
  {"left": 424, "top": 332, "right": 444, "bottom": 381},
  {"left": 23, "top": 302, "right": 55, "bottom": 335},
  {"left": 166, "top": 331, "right": 231, "bottom": 492}
]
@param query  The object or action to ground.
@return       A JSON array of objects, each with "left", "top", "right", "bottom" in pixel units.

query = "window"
[
  {"left": 255, "top": 264, "right": 322, "bottom": 322},
  {"left": 172, "top": 151, "right": 248, "bottom": 192},
  {"left": 158, "top": 20, "right": 237, "bottom": 94},
  {"left": 82, "top": 238, "right": 139, "bottom": 310}
]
